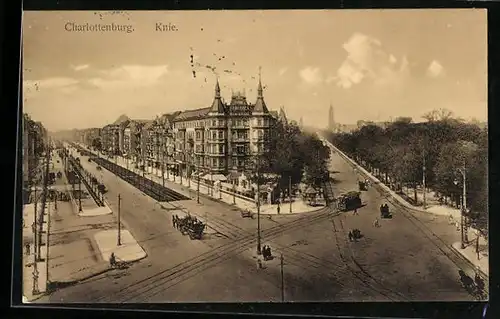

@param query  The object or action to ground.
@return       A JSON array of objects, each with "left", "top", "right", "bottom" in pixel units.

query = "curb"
[{"left": 325, "top": 139, "right": 489, "bottom": 280}]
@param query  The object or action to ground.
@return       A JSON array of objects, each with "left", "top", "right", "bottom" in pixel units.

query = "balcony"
[{"left": 232, "top": 136, "right": 250, "bottom": 143}]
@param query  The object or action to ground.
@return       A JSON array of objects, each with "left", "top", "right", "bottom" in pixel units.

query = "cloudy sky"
[{"left": 23, "top": 10, "right": 487, "bottom": 131}]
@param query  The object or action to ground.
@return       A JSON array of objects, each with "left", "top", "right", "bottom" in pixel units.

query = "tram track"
[
  {"left": 329, "top": 211, "right": 411, "bottom": 301},
  {"left": 73, "top": 142, "right": 410, "bottom": 301},
  {"left": 335, "top": 146, "right": 489, "bottom": 287},
  {"left": 92, "top": 207, "right": 332, "bottom": 302},
  {"left": 325, "top": 141, "right": 488, "bottom": 297}
]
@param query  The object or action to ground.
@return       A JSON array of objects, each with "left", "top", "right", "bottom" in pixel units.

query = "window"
[
  {"left": 212, "top": 158, "right": 217, "bottom": 166},
  {"left": 258, "top": 118, "right": 262, "bottom": 126},
  {"left": 196, "top": 131, "right": 201, "bottom": 140},
  {"left": 219, "top": 158, "right": 225, "bottom": 166},
  {"left": 219, "top": 145, "right": 224, "bottom": 153},
  {"left": 212, "top": 131, "right": 217, "bottom": 140},
  {"left": 212, "top": 120, "right": 216, "bottom": 127},
  {"left": 232, "top": 158, "right": 237, "bottom": 167},
  {"left": 218, "top": 131, "right": 224, "bottom": 139},
  {"left": 258, "top": 130, "right": 263, "bottom": 138},
  {"left": 236, "top": 119, "right": 242, "bottom": 127}
]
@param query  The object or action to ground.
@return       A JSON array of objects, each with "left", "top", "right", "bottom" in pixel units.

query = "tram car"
[{"left": 336, "top": 191, "right": 362, "bottom": 211}]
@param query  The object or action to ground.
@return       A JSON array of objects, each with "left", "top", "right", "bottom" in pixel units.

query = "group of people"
[
  {"left": 348, "top": 229, "right": 362, "bottom": 242},
  {"left": 172, "top": 214, "right": 204, "bottom": 232}
]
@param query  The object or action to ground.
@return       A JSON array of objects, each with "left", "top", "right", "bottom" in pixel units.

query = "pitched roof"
[
  {"left": 174, "top": 107, "right": 211, "bottom": 122},
  {"left": 254, "top": 97, "right": 268, "bottom": 113}
]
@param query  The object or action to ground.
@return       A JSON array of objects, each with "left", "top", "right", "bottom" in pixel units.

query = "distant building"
[{"left": 328, "top": 104, "right": 335, "bottom": 131}]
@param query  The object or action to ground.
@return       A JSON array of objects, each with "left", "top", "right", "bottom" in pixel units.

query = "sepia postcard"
[{"left": 20, "top": 9, "right": 488, "bottom": 303}]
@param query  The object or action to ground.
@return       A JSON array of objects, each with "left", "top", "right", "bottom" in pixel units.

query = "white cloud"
[
  {"left": 427, "top": 60, "right": 444, "bottom": 77},
  {"left": 279, "top": 67, "right": 288, "bottom": 76},
  {"left": 71, "top": 64, "right": 89, "bottom": 71},
  {"left": 335, "top": 32, "right": 408, "bottom": 89},
  {"left": 89, "top": 65, "right": 170, "bottom": 89},
  {"left": 299, "top": 67, "right": 322, "bottom": 85}
]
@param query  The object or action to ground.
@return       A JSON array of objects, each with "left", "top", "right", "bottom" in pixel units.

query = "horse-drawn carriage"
[
  {"left": 358, "top": 180, "right": 368, "bottom": 191},
  {"left": 380, "top": 204, "right": 392, "bottom": 218},
  {"left": 336, "top": 191, "right": 362, "bottom": 211},
  {"left": 241, "top": 209, "right": 254, "bottom": 219},
  {"left": 176, "top": 215, "right": 205, "bottom": 240}
]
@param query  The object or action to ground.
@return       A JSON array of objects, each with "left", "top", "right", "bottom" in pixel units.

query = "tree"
[
  {"left": 261, "top": 121, "right": 304, "bottom": 191},
  {"left": 300, "top": 134, "right": 330, "bottom": 188}
]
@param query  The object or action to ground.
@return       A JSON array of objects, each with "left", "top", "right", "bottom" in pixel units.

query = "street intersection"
[{"left": 37, "top": 145, "right": 475, "bottom": 302}]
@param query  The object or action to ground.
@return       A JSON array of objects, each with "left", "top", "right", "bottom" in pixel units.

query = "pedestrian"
[
  {"left": 348, "top": 231, "right": 353, "bottom": 242},
  {"left": 277, "top": 204, "right": 280, "bottom": 214},
  {"left": 373, "top": 218, "right": 380, "bottom": 228},
  {"left": 353, "top": 208, "right": 358, "bottom": 215}
]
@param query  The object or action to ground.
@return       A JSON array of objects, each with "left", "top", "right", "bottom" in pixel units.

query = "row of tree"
[
  {"left": 253, "top": 119, "right": 331, "bottom": 196},
  {"left": 325, "top": 110, "right": 487, "bottom": 221}
]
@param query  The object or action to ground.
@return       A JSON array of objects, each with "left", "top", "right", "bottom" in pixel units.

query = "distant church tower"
[{"left": 328, "top": 103, "right": 335, "bottom": 131}]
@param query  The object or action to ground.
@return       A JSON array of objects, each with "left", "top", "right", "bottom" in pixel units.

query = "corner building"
[{"left": 172, "top": 78, "right": 274, "bottom": 177}]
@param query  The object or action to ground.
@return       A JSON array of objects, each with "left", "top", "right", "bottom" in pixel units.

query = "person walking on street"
[
  {"left": 277, "top": 204, "right": 280, "bottom": 215},
  {"left": 353, "top": 208, "right": 358, "bottom": 215}
]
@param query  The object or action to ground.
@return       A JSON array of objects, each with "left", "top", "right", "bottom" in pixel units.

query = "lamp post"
[
  {"left": 458, "top": 163, "right": 469, "bottom": 246},
  {"left": 454, "top": 163, "right": 468, "bottom": 250},
  {"left": 256, "top": 156, "right": 262, "bottom": 255},
  {"left": 422, "top": 147, "right": 426, "bottom": 209}
]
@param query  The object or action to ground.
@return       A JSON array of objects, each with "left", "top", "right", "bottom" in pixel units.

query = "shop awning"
[{"left": 203, "top": 174, "right": 227, "bottom": 182}]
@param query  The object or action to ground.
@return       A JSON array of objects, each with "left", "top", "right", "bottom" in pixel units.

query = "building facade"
[{"left": 171, "top": 78, "right": 275, "bottom": 178}]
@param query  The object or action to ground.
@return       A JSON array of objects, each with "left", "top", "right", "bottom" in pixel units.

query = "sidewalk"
[
  {"left": 22, "top": 200, "right": 50, "bottom": 302},
  {"left": 325, "top": 139, "right": 489, "bottom": 276},
  {"left": 93, "top": 229, "right": 147, "bottom": 263},
  {"left": 57, "top": 152, "right": 112, "bottom": 218},
  {"left": 76, "top": 143, "right": 323, "bottom": 216},
  {"left": 127, "top": 159, "right": 322, "bottom": 215},
  {"left": 41, "top": 148, "right": 145, "bottom": 289}
]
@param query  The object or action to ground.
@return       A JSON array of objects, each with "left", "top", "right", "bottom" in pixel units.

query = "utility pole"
[
  {"left": 422, "top": 147, "right": 426, "bottom": 209},
  {"left": 188, "top": 151, "right": 191, "bottom": 188},
  {"left": 118, "top": 194, "right": 122, "bottom": 246},
  {"left": 461, "top": 161, "right": 468, "bottom": 246},
  {"left": 46, "top": 201, "right": 51, "bottom": 288},
  {"left": 280, "top": 253, "right": 285, "bottom": 302},
  {"left": 233, "top": 182, "right": 236, "bottom": 205},
  {"left": 78, "top": 177, "right": 82, "bottom": 212},
  {"left": 210, "top": 167, "right": 213, "bottom": 197},
  {"left": 289, "top": 175, "right": 292, "bottom": 214},
  {"left": 33, "top": 179, "right": 38, "bottom": 261},
  {"left": 197, "top": 164, "right": 200, "bottom": 204},
  {"left": 162, "top": 143, "right": 165, "bottom": 187},
  {"left": 256, "top": 158, "right": 262, "bottom": 255}
]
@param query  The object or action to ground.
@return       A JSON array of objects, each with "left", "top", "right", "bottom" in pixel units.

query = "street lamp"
[
  {"left": 255, "top": 156, "right": 262, "bottom": 255},
  {"left": 453, "top": 165, "right": 468, "bottom": 249}
]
